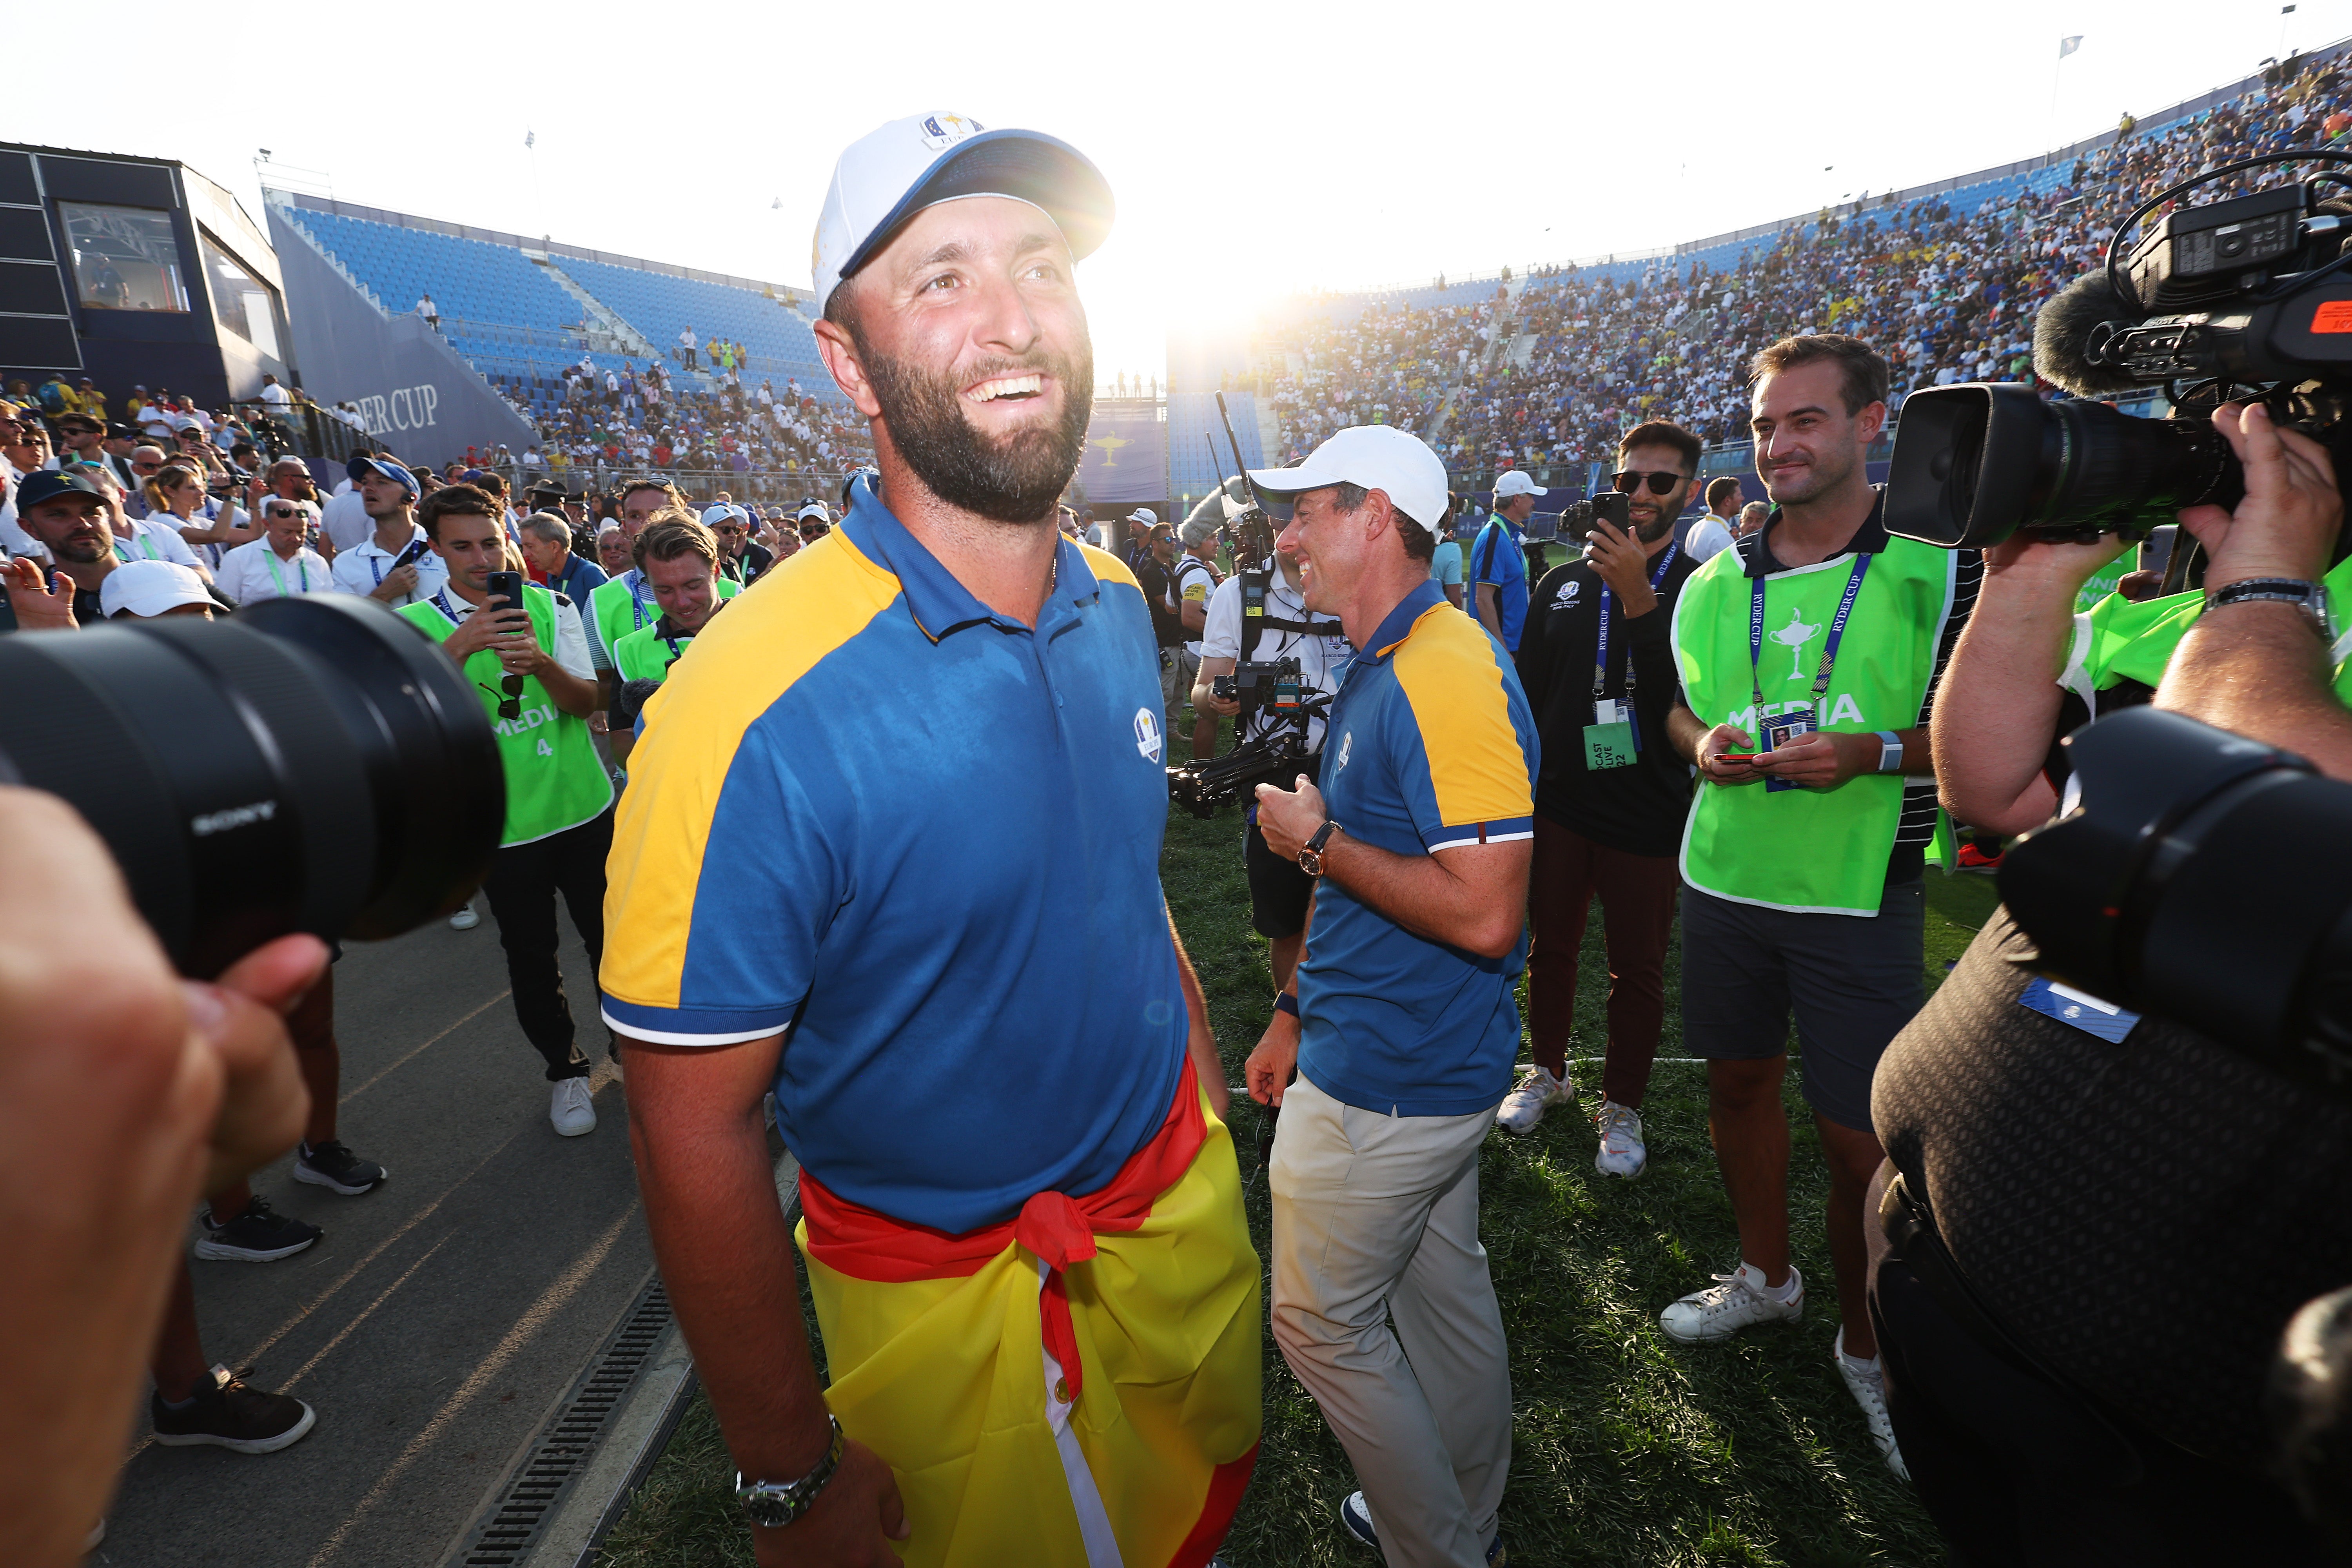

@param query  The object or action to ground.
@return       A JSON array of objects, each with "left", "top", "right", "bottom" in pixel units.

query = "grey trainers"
[
  {"left": 1496, "top": 1064, "right": 1572, "bottom": 1134},
  {"left": 1594, "top": 1099, "right": 1647, "bottom": 1178},
  {"left": 1660, "top": 1264, "right": 1804, "bottom": 1343}
]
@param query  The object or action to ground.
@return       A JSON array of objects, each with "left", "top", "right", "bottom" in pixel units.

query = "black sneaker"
[
  {"left": 293, "top": 1139, "right": 388, "bottom": 1196},
  {"left": 151, "top": 1365, "right": 315, "bottom": 1454},
  {"left": 193, "top": 1196, "right": 321, "bottom": 1262}
]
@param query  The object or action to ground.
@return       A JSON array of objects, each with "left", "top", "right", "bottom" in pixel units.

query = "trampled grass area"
[{"left": 599, "top": 789, "right": 1998, "bottom": 1567}]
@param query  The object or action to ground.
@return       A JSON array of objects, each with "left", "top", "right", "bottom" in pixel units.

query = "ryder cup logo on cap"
[
  {"left": 811, "top": 112, "right": 1116, "bottom": 312},
  {"left": 1246, "top": 426, "right": 1450, "bottom": 538}
]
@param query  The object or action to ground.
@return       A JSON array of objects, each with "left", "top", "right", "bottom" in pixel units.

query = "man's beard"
[
  {"left": 861, "top": 337, "right": 1093, "bottom": 524},
  {"left": 1634, "top": 509, "right": 1677, "bottom": 545}
]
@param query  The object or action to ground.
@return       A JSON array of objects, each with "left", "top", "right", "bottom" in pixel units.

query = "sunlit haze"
[{"left": 17, "top": 0, "right": 2349, "bottom": 386}]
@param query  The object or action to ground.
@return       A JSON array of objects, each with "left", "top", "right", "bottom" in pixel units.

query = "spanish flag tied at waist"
[{"left": 795, "top": 1060, "right": 1262, "bottom": 1568}]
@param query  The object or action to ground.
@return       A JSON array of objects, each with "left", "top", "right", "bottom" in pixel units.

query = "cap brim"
[
  {"left": 1245, "top": 463, "right": 1348, "bottom": 519},
  {"left": 838, "top": 129, "right": 1114, "bottom": 290}
]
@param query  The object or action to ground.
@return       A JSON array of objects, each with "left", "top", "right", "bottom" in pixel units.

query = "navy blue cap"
[{"left": 15, "top": 470, "right": 107, "bottom": 511}]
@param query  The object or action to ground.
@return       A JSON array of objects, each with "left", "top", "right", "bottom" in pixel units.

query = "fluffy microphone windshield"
[{"left": 2033, "top": 272, "right": 2151, "bottom": 398}]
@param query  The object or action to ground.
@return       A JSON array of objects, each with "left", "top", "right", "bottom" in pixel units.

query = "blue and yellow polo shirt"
[
  {"left": 601, "top": 476, "right": 1187, "bottom": 1235},
  {"left": 1299, "top": 580, "right": 1539, "bottom": 1117}
]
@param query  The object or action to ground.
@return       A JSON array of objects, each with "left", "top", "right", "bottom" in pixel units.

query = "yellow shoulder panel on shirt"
[
  {"left": 1389, "top": 603, "right": 1533, "bottom": 829},
  {"left": 602, "top": 533, "right": 899, "bottom": 1013},
  {"left": 1080, "top": 539, "right": 1140, "bottom": 591}
]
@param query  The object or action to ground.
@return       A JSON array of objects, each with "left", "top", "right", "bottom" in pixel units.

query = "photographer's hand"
[
  {"left": 1253, "top": 775, "right": 1327, "bottom": 861},
  {"left": 2180, "top": 400, "right": 2341, "bottom": 586}
]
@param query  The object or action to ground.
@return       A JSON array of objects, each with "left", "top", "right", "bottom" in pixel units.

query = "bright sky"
[{"left": 18, "top": 0, "right": 2349, "bottom": 385}]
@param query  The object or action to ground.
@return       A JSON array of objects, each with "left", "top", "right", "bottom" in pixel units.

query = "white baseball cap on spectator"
[
  {"left": 1125, "top": 507, "right": 1159, "bottom": 528},
  {"left": 1493, "top": 470, "right": 1548, "bottom": 499},
  {"left": 101, "top": 559, "right": 213, "bottom": 619},
  {"left": 811, "top": 112, "right": 1115, "bottom": 313},
  {"left": 1249, "top": 425, "right": 1449, "bottom": 537},
  {"left": 795, "top": 501, "right": 830, "bottom": 523}
]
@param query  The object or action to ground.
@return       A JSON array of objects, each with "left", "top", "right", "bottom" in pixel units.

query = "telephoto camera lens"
[
  {"left": 1885, "top": 382, "right": 2241, "bottom": 549},
  {"left": 0, "top": 595, "right": 506, "bottom": 978}
]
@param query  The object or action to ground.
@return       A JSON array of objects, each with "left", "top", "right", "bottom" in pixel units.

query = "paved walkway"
[{"left": 97, "top": 905, "right": 650, "bottom": 1568}]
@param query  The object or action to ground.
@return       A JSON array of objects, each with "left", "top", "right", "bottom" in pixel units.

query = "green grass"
[{"left": 600, "top": 786, "right": 1997, "bottom": 1566}]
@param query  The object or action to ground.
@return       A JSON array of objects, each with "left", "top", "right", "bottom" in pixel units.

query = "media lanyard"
[
  {"left": 628, "top": 570, "right": 651, "bottom": 632},
  {"left": 264, "top": 549, "right": 313, "bottom": 598},
  {"left": 1748, "top": 554, "right": 1871, "bottom": 713},
  {"left": 1592, "top": 542, "right": 1681, "bottom": 703},
  {"left": 111, "top": 532, "right": 157, "bottom": 564}
]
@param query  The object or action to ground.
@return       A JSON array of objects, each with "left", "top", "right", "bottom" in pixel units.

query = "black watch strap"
[
  {"left": 2205, "top": 576, "right": 2330, "bottom": 634},
  {"left": 1298, "top": 818, "right": 1341, "bottom": 875}
]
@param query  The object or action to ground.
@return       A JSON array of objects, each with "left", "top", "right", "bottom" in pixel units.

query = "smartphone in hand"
[{"left": 484, "top": 570, "right": 527, "bottom": 633}]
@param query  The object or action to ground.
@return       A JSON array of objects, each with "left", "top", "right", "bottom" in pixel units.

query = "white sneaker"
[
  {"left": 1835, "top": 1329, "right": 1910, "bottom": 1481},
  {"left": 448, "top": 903, "right": 481, "bottom": 930},
  {"left": 1594, "top": 1099, "right": 1647, "bottom": 1178},
  {"left": 1496, "top": 1064, "right": 1572, "bottom": 1134},
  {"left": 1660, "top": 1263, "right": 1804, "bottom": 1343},
  {"left": 549, "top": 1077, "right": 596, "bottom": 1136}
]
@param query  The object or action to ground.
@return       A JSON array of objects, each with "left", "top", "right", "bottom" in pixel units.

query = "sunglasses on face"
[
  {"left": 1612, "top": 470, "right": 1686, "bottom": 496},
  {"left": 268, "top": 507, "right": 298, "bottom": 519},
  {"left": 133, "top": 460, "right": 162, "bottom": 472}
]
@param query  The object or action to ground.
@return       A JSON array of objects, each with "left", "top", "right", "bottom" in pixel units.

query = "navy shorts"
[{"left": 1679, "top": 877, "right": 1925, "bottom": 1133}]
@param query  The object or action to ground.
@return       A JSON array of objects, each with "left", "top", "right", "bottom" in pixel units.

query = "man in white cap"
[
  {"left": 100, "top": 558, "right": 216, "bottom": 619},
  {"left": 606, "top": 112, "right": 1259, "bottom": 1568},
  {"left": 1243, "top": 425, "right": 1538, "bottom": 1568},
  {"left": 1472, "top": 469, "right": 1546, "bottom": 656}
]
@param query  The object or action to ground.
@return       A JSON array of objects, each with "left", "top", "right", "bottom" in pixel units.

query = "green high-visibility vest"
[
  {"left": 612, "top": 619, "right": 695, "bottom": 684},
  {"left": 590, "top": 568, "right": 738, "bottom": 665},
  {"left": 2067, "top": 549, "right": 2352, "bottom": 701},
  {"left": 400, "top": 584, "right": 613, "bottom": 847},
  {"left": 1670, "top": 535, "right": 1960, "bottom": 915}
]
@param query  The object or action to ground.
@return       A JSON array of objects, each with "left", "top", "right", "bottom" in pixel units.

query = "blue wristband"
[{"left": 1273, "top": 991, "right": 1299, "bottom": 1018}]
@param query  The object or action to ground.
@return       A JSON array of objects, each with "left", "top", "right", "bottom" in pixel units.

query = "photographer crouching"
[{"left": 1874, "top": 397, "right": 2352, "bottom": 1561}]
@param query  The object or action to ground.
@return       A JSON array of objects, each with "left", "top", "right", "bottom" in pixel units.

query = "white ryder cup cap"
[
  {"left": 1126, "top": 507, "right": 1159, "bottom": 527},
  {"left": 100, "top": 559, "right": 212, "bottom": 619},
  {"left": 811, "top": 112, "right": 1115, "bottom": 313},
  {"left": 1248, "top": 426, "right": 1449, "bottom": 537},
  {"left": 1493, "top": 470, "right": 1547, "bottom": 499}
]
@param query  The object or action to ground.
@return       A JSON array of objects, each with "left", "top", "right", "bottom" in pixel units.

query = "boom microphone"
[{"left": 2033, "top": 273, "right": 2152, "bottom": 398}]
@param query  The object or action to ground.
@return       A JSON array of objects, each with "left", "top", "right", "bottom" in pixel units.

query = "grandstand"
[{"left": 1211, "top": 41, "right": 2352, "bottom": 501}]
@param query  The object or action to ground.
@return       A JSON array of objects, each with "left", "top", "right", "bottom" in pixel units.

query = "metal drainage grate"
[{"left": 454, "top": 1275, "right": 677, "bottom": 1567}]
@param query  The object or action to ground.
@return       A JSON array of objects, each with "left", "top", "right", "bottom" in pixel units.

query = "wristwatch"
[
  {"left": 1874, "top": 730, "right": 1905, "bottom": 775},
  {"left": 2205, "top": 576, "right": 2330, "bottom": 637},
  {"left": 736, "top": 1414, "right": 845, "bottom": 1529},
  {"left": 1298, "top": 818, "right": 1341, "bottom": 877}
]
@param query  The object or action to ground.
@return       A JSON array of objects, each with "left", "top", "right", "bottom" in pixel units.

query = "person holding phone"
[
  {"left": 400, "top": 484, "right": 612, "bottom": 1138},
  {"left": 328, "top": 457, "right": 446, "bottom": 607}
]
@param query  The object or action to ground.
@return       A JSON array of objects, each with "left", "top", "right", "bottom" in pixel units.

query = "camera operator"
[
  {"left": 1871, "top": 399, "right": 2352, "bottom": 1561},
  {"left": 1500, "top": 421, "right": 1706, "bottom": 1180},
  {"left": 607, "top": 512, "right": 730, "bottom": 767},
  {"left": 402, "top": 485, "right": 613, "bottom": 1139},
  {"left": 0, "top": 786, "right": 324, "bottom": 1566},
  {"left": 1191, "top": 521, "right": 1352, "bottom": 990},
  {"left": 1662, "top": 335, "right": 1976, "bottom": 1479}
]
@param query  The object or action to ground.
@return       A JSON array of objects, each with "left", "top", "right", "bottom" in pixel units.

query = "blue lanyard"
[
  {"left": 1749, "top": 553, "right": 1871, "bottom": 711},
  {"left": 1592, "top": 542, "right": 1679, "bottom": 701},
  {"left": 627, "top": 570, "right": 650, "bottom": 631}
]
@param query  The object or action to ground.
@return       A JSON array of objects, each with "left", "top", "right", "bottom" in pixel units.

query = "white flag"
[
  {"left": 2059, "top": 34, "right": 2083, "bottom": 57},
  {"left": 524, "top": 129, "right": 536, "bottom": 149}
]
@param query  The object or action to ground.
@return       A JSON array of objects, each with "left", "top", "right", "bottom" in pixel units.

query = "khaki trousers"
[{"left": 1269, "top": 1073, "right": 1511, "bottom": 1568}]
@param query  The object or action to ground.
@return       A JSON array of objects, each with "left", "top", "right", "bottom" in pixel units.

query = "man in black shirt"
[
  {"left": 1133, "top": 518, "right": 1187, "bottom": 722},
  {"left": 1499, "top": 421, "right": 1702, "bottom": 1181}
]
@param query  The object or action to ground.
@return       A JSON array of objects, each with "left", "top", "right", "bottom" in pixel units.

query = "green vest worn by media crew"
[
  {"left": 400, "top": 584, "right": 613, "bottom": 847},
  {"left": 611, "top": 620, "right": 696, "bottom": 684},
  {"left": 1671, "top": 535, "right": 1960, "bottom": 915},
  {"left": 2066, "top": 549, "right": 2352, "bottom": 704},
  {"left": 590, "top": 568, "right": 739, "bottom": 664}
]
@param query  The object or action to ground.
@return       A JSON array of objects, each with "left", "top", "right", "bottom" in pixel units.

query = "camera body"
[
  {"left": 1213, "top": 656, "right": 1305, "bottom": 719},
  {"left": 1559, "top": 490, "right": 1632, "bottom": 545},
  {"left": 1887, "top": 155, "right": 2352, "bottom": 551}
]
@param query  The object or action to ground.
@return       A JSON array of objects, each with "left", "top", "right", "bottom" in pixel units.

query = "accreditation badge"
[
  {"left": 1583, "top": 698, "right": 1637, "bottom": 770},
  {"left": 1761, "top": 705, "right": 1817, "bottom": 794}
]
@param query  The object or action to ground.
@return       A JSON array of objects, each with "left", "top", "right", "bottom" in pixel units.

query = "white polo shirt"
[
  {"left": 1197, "top": 564, "right": 1353, "bottom": 749},
  {"left": 216, "top": 537, "right": 332, "bottom": 604},
  {"left": 109, "top": 517, "right": 205, "bottom": 571},
  {"left": 330, "top": 523, "right": 449, "bottom": 608}
]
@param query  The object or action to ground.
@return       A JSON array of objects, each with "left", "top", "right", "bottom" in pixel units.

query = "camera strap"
[
  {"left": 1593, "top": 542, "right": 1681, "bottom": 704},
  {"left": 1240, "top": 567, "right": 1269, "bottom": 663},
  {"left": 1747, "top": 554, "right": 1871, "bottom": 713}
]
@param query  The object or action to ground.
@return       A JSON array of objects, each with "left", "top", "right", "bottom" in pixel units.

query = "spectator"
[
  {"left": 704, "top": 503, "right": 773, "bottom": 585},
  {"left": 258, "top": 372, "right": 292, "bottom": 408},
  {"left": 519, "top": 510, "right": 608, "bottom": 604},
  {"left": 214, "top": 499, "right": 332, "bottom": 604},
  {"left": 83, "top": 465, "right": 210, "bottom": 580},
  {"left": 416, "top": 292, "right": 439, "bottom": 330},
  {"left": 1685, "top": 476, "right": 1742, "bottom": 562},
  {"left": 606, "top": 512, "right": 728, "bottom": 765},
  {"left": 1472, "top": 470, "right": 1544, "bottom": 654},
  {"left": 328, "top": 457, "right": 446, "bottom": 608},
  {"left": 1737, "top": 499, "right": 1769, "bottom": 537},
  {"left": 151, "top": 463, "right": 254, "bottom": 565},
  {"left": 594, "top": 523, "right": 631, "bottom": 578},
  {"left": 1429, "top": 495, "right": 1466, "bottom": 608},
  {"left": 10, "top": 472, "right": 123, "bottom": 624},
  {"left": 95, "top": 557, "right": 214, "bottom": 620},
  {"left": 54, "top": 413, "right": 125, "bottom": 490},
  {"left": 1172, "top": 516, "right": 1220, "bottom": 757},
  {"left": 400, "top": 485, "right": 613, "bottom": 1137},
  {"left": 677, "top": 323, "right": 697, "bottom": 370}
]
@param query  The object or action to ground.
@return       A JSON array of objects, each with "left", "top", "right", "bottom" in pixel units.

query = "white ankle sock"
[
  {"left": 1741, "top": 1261, "right": 1800, "bottom": 1302},
  {"left": 1835, "top": 1327, "right": 1880, "bottom": 1377}
]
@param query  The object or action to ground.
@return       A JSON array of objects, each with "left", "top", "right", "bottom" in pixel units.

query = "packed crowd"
[
  {"left": 498, "top": 353, "right": 875, "bottom": 487},
  {"left": 1265, "top": 298, "right": 1499, "bottom": 459},
  {"left": 1260, "top": 49, "right": 2352, "bottom": 477}
]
